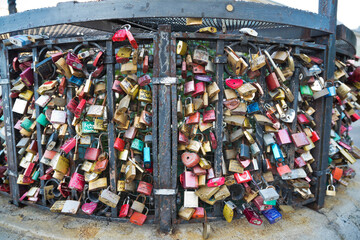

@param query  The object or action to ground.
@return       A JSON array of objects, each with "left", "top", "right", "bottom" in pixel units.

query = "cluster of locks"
[
  {"left": 175, "top": 40, "right": 340, "bottom": 225},
  {"left": 3, "top": 26, "right": 154, "bottom": 225},
  {"left": 326, "top": 57, "right": 360, "bottom": 195}
]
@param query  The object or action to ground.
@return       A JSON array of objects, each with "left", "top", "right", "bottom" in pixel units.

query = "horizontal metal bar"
[
  {"left": 154, "top": 189, "right": 177, "bottom": 195},
  {"left": 0, "top": 79, "right": 9, "bottom": 85},
  {"left": 0, "top": 0, "right": 331, "bottom": 35},
  {"left": 152, "top": 77, "right": 177, "bottom": 85},
  {"left": 172, "top": 33, "right": 327, "bottom": 50}
]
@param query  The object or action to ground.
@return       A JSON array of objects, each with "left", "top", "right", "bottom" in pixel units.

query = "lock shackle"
[
  {"left": 117, "top": 131, "right": 125, "bottom": 138},
  {"left": 74, "top": 42, "right": 105, "bottom": 55},
  {"left": 123, "top": 196, "right": 130, "bottom": 205},
  {"left": 141, "top": 174, "right": 153, "bottom": 184},
  {"left": 196, "top": 133, "right": 204, "bottom": 142},
  {"left": 142, "top": 206, "right": 149, "bottom": 215},
  {"left": 144, "top": 103, "right": 152, "bottom": 112},
  {"left": 75, "top": 164, "right": 82, "bottom": 173},
  {"left": 185, "top": 97, "right": 193, "bottom": 105},
  {"left": 135, "top": 193, "right": 146, "bottom": 204}
]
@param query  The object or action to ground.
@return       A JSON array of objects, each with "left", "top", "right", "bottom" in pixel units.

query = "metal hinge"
[
  {"left": 152, "top": 77, "right": 177, "bottom": 85},
  {"left": 214, "top": 55, "right": 227, "bottom": 64},
  {"left": 154, "top": 189, "right": 177, "bottom": 195},
  {"left": 313, "top": 168, "right": 331, "bottom": 177}
]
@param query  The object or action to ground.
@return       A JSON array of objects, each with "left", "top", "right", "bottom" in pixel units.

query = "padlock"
[
  {"left": 177, "top": 41, "right": 188, "bottom": 56},
  {"left": 74, "top": 98, "right": 86, "bottom": 118},
  {"left": 203, "top": 106, "right": 216, "bottom": 123},
  {"left": 207, "top": 82, "right": 220, "bottom": 98},
  {"left": 98, "top": 187, "right": 120, "bottom": 208},
  {"left": 139, "top": 104, "right": 152, "bottom": 126},
  {"left": 118, "top": 197, "right": 131, "bottom": 218},
  {"left": 178, "top": 206, "right": 196, "bottom": 221},
  {"left": 253, "top": 195, "right": 272, "bottom": 212},
  {"left": 131, "top": 138, "right": 144, "bottom": 152},
  {"left": 192, "top": 63, "right": 206, "bottom": 74},
  {"left": 262, "top": 208, "right": 282, "bottom": 224},
  {"left": 68, "top": 165, "right": 85, "bottom": 192},
  {"left": 193, "top": 45, "right": 209, "bottom": 65},
  {"left": 184, "top": 97, "right": 195, "bottom": 117},
  {"left": 242, "top": 204, "right": 263, "bottom": 225},
  {"left": 225, "top": 46, "right": 248, "bottom": 76},
  {"left": 239, "top": 142, "right": 250, "bottom": 160},
  {"left": 276, "top": 162, "right": 291, "bottom": 177},
  {"left": 131, "top": 194, "right": 146, "bottom": 213},
  {"left": 275, "top": 129, "right": 292, "bottom": 145},
  {"left": 84, "top": 139, "right": 101, "bottom": 161},
  {"left": 234, "top": 171, "right": 252, "bottom": 184},
  {"left": 184, "top": 77, "right": 195, "bottom": 95}
]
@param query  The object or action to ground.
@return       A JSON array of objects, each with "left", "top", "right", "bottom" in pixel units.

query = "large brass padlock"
[
  {"left": 225, "top": 46, "right": 248, "bottom": 76},
  {"left": 121, "top": 61, "right": 137, "bottom": 75}
]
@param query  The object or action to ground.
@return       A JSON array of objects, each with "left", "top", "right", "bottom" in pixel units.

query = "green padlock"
[
  {"left": 263, "top": 199, "right": 277, "bottom": 206},
  {"left": 32, "top": 170, "right": 40, "bottom": 180},
  {"left": 300, "top": 85, "right": 313, "bottom": 98},
  {"left": 20, "top": 118, "right": 33, "bottom": 131},
  {"left": 43, "top": 106, "right": 48, "bottom": 113},
  {"left": 36, "top": 113, "right": 50, "bottom": 127},
  {"left": 130, "top": 138, "right": 144, "bottom": 152},
  {"left": 82, "top": 121, "right": 98, "bottom": 134}
]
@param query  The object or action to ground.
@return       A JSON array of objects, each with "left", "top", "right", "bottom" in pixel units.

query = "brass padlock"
[
  {"left": 121, "top": 61, "right": 137, "bottom": 75},
  {"left": 207, "top": 82, "right": 220, "bottom": 98},
  {"left": 185, "top": 97, "right": 195, "bottom": 117}
]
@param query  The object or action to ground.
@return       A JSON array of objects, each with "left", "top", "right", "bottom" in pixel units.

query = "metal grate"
[
  {"left": 0, "top": 24, "right": 110, "bottom": 40},
  {"left": 124, "top": 17, "right": 290, "bottom": 33}
]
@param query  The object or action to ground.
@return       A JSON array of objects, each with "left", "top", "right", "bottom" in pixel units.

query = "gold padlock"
[
  {"left": 185, "top": 97, "right": 195, "bottom": 117},
  {"left": 198, "top": 174, "right": 206, "bottom": 186},
  {"left": 193, "top": 98, "right": 204, "bottom": 111},
  {"left": 138, "top": 88, "right": 152, "bottom": 103},
  {"left": 125, "top": 160, "right": 136, "bottom": 183},
  {"left": 186, "top": 138, "right": 202, "bottom": 153},
  {"left": 89, "top": 177, "right": 107, "bottom": 191},
  {"left": 129, "top": 84, "right": 139, "bottom": 100},
  {"left": 178, "top": 206, "right": 195, "bottom": 221},
  {"left": 207, "top": 82, "right": 220, "bottom": 98},
  {"left": 119, "top": 78, "right": 134, "bottom": 95},
  {"left": 199, "top": 157, "right": 211, "bottom": 169},
  {"left": 121, "top": 61, "right": 137, "bottom": 75},
  {"left": 228, "top": 160, "right": 244, "bottom": 173},
  {"left": 195, "top": 185, "right": 220, "bottom": 200},
  {"left": 214, "top": 185, "right": 231, "bottom": 201}
]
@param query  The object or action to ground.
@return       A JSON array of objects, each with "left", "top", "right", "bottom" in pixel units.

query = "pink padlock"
[
  {"left": 82, "top": 201, "right": 98, "bottom": 215},
  {"left": 180, "top": 169, "right": 198, "bottom": 189},
  {"left": 275, "top": 129, "right": 292, "bottom": 145},
  {"left": 19, "top": 67, "right": 34, "bottom": 87},
  {"left": 207, "top": 177, "right": 225, "bottom": 187},
  {"left": 69, "top": 165, "right": 85, "bottom": 192}
]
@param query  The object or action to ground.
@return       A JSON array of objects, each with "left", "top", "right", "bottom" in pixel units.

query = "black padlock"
[{"left": 299, "top": 65, "right": 311, "bottom": 83}]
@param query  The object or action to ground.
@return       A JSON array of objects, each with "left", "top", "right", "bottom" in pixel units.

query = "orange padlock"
[{"left": 332, "top": 167, "right": 343, "bottom": 181}]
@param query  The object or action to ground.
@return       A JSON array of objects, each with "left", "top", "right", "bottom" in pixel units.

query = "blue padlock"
[
  {"left": 271, "top": 143, "right": 283, "bottom": 161},
  {"left": 69, "top": 75, "right": 85, "bottom": 86},
  {"left": 262, "top": 208, "right": 282, "bottom": 224},
  {"left": 247, "top": 102, "right": 260, "bottom": 114},
  {"left": 326, "top": 86, "right": 336, "bottom": 97},
  {"left": 341, "top": 112, "right": 345, "bottom": 120},
  {"left": 143, "top": 143, "right": 151, "bottom": 169}
]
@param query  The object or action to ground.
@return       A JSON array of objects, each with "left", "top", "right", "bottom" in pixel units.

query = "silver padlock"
[
  {"left": 280, "top": 108, "right": 296, "bottom": 123},
  {"left": 250, "top": 142, "right": 260, "bottom": 156},
  {"left": 263, "top": 134, "right": 275, "bottom": 146}
]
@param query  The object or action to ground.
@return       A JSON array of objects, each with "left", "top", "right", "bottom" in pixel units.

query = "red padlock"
[
  {"left": 203, "top": 106, "right": 216, "bottom": 123},
  {"left": 93, "top": 51, "right": 104, "bottom": 67},
  {"left": 94, "top": 153, "right": 109, "bottom": 173},
  {"left": 207, "top": 177, "right": 225, "bottom": 187},
  {"left": 112, "top": 76, "right": 125, "bottom": 94},
  {"left": 192, "top": 207, "right": 205, "bottom": 219},
  {"left": 310, "top": 129, "right": 320, "bottom": 143},
  {"left": 265, "top": 72, "right": 280, "bottom": 91},
  {"left": 84, "top": 139, "right": 101, "bottom": 161},
  {"left": 297, "top": 113, "right": 310, "bottom": 125},
  {"left": 192, "top": 82, "right": 206, "bottom": 97},
  {"left": 69, "top": 165, "right": 85, "bottom": 192},
  {"left": 186, "top": 112, "right": 201, "bottom": 125},
  {"left": 181, "top": 152, "right": 200, "bottom": 168},
  {"left": 209, "top": 131, "right": 217, "bottom": 150},
  {"left": 112, "top": 29, "right": 127, "bottom": 42},
  {"left": 125, "top": 30, "right": 138, "bottom": 49},
  {"left": 178, "top": 131, "right": 189, "bottom": 145},
  {"left": 119, "top": 197, "right": 131, "bottom": 218},
  {"left": 24, "top": 162, "right": 35, "bottom": 178},
  {"left": 137, "top": 174, "right": 153, "bottom": 196},
  {"left": 332, "top": 167, "right": 343, "bottom": 181},
  {"left": 234, "top": 171, "right": 252, "bottom": 184},
  {"left": 138, "top": 74, "right": 151, "bottom": 87},
  {"left": 276, "top": 162, "right": 291, "bottom": 176},
  {"left": 192, "top": 63, "right": 206, "bottom": 74},
  {"left": 351, "top": 113, "right": 360, "bottom": 122},
  {"left": 60, "top": 137, "right": 77, "bottom": 154},
  {"left": 243, "top": 205, "right": 263, "bottom": 225},
  {"left": 180, "top": 169, "right": 199, "bottom": 189},
  {"left": 225, "top": 78, "right": 243, "bottom": 89},
  {"left": 142, "top": 55, "right": 149, "bottom": 73},
  {"left": 223, "top": 99, "right": 241, "bottom": 110},
  {"left": 114, "top": 132, "right": 126, "bottom": 151},
  {"left": 74, "top": 98, "right": 86, "bottom": 118},
  {"left": 58, "top": 77, "right": 66, "bottom": 95},
  {"left": 130, "top": 207, "right": 149, "bottom": 226},
  {"left": 253, "top": 195, "right": 272, "bottom": 211}
]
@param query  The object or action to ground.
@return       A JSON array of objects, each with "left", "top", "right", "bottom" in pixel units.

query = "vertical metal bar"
[
  {"left": 156, "top": 24, "right": 172, "bottom": 233},
  {"left": 105, "top": 40, "right": 117, "bottom": 217},
  {"left": 287, "top": 46, "right": 301, "bottom": 169},
  {"left": 315, "top": 0, "right": 338, "bottom": 208},
  {"left": 152, "top": 34, "right": 160, "bottom": 224},
  {"left": 214, "top": 39, "right": 224, "bottom": 177},
  {"left": 257, "top": 60, "right": 267, "bottom": 173},
  {"left": 0, "top": 44, "right": 19, "bottom": 206},
  {"left": 214, "top": 39, "right": 224, "bottom": 216},
  {"left": 170, "top": 35, "right": 178, "bottom": 224},
  {"left": 32, "top": 47, "right": 46, "bottom": 206}
]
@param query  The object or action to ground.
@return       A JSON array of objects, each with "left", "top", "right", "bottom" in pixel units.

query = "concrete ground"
[{"left": 0, "top": 122, "right": 359, "bottom": 240}]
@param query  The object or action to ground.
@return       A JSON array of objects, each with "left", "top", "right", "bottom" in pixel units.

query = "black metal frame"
[{"left": 0, "top": 0, "right": 348, "bottom": 232}]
